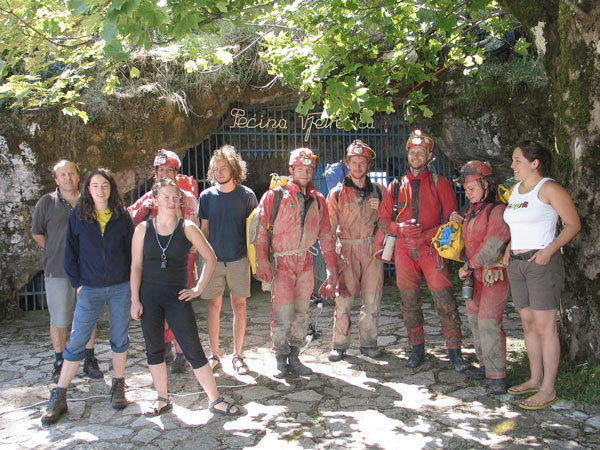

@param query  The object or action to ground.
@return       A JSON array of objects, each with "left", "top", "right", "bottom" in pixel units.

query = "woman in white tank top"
[{"left": 502, "top": 141, "right": 580, "bottom": 410}]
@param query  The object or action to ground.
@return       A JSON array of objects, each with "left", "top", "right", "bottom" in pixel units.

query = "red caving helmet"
[{"left": 153, "top": 149, "right": 181, "bottom": 171}]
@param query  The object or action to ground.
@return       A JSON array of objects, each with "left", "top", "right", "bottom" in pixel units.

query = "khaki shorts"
[
  {"left": 507, "top": 251, "right": 565, "bottom": 310},
  {"left": 44, "top": 275, "right": 76, "bottom": 328},
  {"left": 201, "top": 257, "right": 251, "bottom": 299}
]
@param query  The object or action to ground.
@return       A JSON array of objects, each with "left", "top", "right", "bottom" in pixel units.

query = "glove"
[
  {"left": 318, "top": 273, "right": 337, "bottom": 300},
  {"left": 482, "top": 267, "right": 504, "bottom": 287},
  {"left": 399, "top": 220, "right": 422, "bottom": 239},
  {"left": 255, "top": 260, "right": 274, "bottom": 283}
]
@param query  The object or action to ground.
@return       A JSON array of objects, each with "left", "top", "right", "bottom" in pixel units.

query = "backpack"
[
  {"left": 324, "top": 161, "right": 348, "bottom": 192},
  {"left": 246, "top": 174, "right": 288, "bottom": 275},
  {"left": 176, "top": 174, "right": 199, "bottom": 198}
]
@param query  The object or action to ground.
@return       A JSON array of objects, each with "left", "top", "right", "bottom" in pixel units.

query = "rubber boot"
[
  {"left": 490, "top": 378, "right": 507, "bottom": 395},
  {"left": 287, "top": 346, "right": 313, "bottom": 375},
  {"left": 448, "top": 348, "right": 469, "bottom": 372},
  {"left": 171, "top": 353, "right": 187, "bottom": 374},
  {"left": 274, "top": 354, "right": 289, "bottom": 379},
  {"left": 406, "top": 343, "right": 425, "bottom": 369},
  {"left": 328, "top": 349, "right": 345, "bottom": 362},
  {"left": 465, "top": 365, "right": 486, "bottom": 380}
]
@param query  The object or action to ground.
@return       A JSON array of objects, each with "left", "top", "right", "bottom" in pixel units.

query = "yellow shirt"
[{"left": 94, "top": 209, "right": 112, "bottom": 234}]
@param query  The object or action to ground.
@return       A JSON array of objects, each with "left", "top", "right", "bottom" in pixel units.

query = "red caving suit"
[
  {"left": 378, "top": 168, "right": 462, "bottom": 349},
  {"left": 327, "top": 176, "right": 384, "bottom": 350},
  {"left": 255, "top": 179, "right": 337, "bottom": 356},
  {"left": 462, "top": 201, "right": 510, "bottom": 379}
]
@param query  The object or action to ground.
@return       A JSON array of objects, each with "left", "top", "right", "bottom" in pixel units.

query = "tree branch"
[{"left": 561, "top": 0, "right": 588, "bottom": 17}]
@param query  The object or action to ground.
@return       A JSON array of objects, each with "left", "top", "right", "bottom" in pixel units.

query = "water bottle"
[
  {"left": 462, "top": 273, "right": 474, "bottom": 299},
  {"left": 381, "top": 234, "right": 397, "bottom": 262}
]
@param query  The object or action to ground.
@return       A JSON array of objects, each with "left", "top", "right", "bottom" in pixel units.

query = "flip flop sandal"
[
  {"left": 519, "top": 396, "right": 558, "bottom": 410},
  {"left": 209, "top": 397, "right": 241, "bottom": 417},
  {"left": 208, "top": 355, "right": 221, "bottom": 372},
  {"left": 232, "top": 355, "right": 250, "bottom": 375},
  {"left": 144, "top": 396, "right": 173, "bottom": 417},
  {"left": 507, "top": 385, "right": 540, "bottom": 395}
]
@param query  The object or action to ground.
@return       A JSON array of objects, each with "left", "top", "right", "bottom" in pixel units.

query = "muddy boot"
[
  {"left": 465, "top": 365, "right": 486, "bottom": 380},
  {"left": 287, "top": 346, "right": 313, "bottom": 375},
  {"left": 274, "top": 354, "right": 289, "bottom": 379},
  {"left": 110, "top": 378, "right": 128, "bottom": 410},
  {"left": 406, "top": 344, "right": 425, "bottom": 369},
  {"left": 360, "top": 347, "right": 384, "bottom": 359},
  {"left": 448, "top": 348, "right": 469, "bottom": 372},
  {"left": 41, "top": 387, "right": 68, "bottom": 426},
  {"left": 170, "top": 353, "right": 187, "bottom": 374},
  {"left": 490, "top": 378, "right": 507, "bottom": 395},
  {"left": 328, "top": 349, "right": 345, "bottom": 362}
]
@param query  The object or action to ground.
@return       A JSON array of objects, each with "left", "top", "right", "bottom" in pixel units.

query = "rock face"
[
  {"left": 0, "top": 75, "right": 552, "bottom": 317},
  {"left": 0, "top": 85, "right": 291, "bottom": 316}
]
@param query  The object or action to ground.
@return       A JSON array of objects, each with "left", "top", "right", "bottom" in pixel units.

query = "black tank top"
[{"left": 142, "top": 219, "right": 191, "bottom": 287}]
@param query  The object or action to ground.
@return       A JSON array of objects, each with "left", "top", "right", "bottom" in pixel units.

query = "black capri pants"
[{"left": 140, "top": 282, "right": 208, "bottom": 369}]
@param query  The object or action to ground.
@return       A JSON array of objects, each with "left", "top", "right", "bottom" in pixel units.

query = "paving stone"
[
  {"left": 1, "top": 286, "right": 598, "bottom": 449},
  {"left": 132, "top": 427, "right": 161, "bottom": 443}
]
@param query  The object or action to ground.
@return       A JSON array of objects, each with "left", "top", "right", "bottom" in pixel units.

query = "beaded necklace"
[{"left": 154, "top": 217, "right": 179, "bottom": 269}]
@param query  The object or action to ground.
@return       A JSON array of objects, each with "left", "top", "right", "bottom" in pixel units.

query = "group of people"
[{"left": 31, "top": 130, "right": 580, "bottom": 426}]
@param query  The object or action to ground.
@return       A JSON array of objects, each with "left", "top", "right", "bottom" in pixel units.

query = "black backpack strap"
[
  {"left": 270, "top": 187, "right": 284, "bottom": 227},
  {"left": 392, "top": 178, "right": 401, "bottom": 216}
]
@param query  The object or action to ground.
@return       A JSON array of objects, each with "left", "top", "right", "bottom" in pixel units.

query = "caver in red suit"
[
  {"left": 378, "top": 130, "right": 467, "bottom": 371},
  {"left": 255, "top": 148, "right": 338, "bottom": 377},
  {"left": 453, "top": 160, "right": 510, "bottom": 394},
  {"left": 327, "top": 140, "right": 385, "bottom": 360}
]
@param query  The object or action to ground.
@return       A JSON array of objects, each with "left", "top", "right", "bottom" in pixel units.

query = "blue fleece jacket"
[{"left": 64, "top": 207, "right": 133, "bottom": 289}]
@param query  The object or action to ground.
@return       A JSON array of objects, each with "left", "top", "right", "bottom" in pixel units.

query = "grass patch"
[{"left": 507, "top": 345, "right": 600, "bottom": 405}]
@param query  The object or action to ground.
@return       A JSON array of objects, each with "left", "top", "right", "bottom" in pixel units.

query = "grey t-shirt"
[{"left": 31, "top": 189, "right": 75, "bottom": 277}]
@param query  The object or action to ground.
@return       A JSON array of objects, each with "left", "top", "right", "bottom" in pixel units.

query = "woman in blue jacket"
[{"left": 42, "top": 168, "right": 134, "bottom": 426}]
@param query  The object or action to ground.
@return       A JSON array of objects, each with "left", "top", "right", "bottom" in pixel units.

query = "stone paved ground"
[{"left": 1, "top": 282, "right": 599, "bottom": 449}]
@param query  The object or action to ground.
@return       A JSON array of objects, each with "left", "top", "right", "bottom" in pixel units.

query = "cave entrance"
[{"left": 178, "top": 101, "right": 461, "bottom": 286}]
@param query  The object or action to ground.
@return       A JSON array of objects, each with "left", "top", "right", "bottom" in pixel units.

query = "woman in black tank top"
[{"left": 130, "top": 178, "right": 240, "bottom": 417}]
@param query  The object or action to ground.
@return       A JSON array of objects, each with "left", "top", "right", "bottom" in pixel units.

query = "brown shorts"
[
  {"left": 201, "top": 257, "right": 251, "bottom": 299},
  {"left": 507, "top": 251, "right": 564, "bottom": 310}
]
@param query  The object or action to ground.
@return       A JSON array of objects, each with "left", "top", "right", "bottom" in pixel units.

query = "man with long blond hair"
[{"left": 198, "top": 145, "right": 257, "bottom": 375}]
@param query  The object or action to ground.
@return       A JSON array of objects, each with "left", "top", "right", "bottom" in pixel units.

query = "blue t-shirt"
[{"left": 198, "top": 184, "right": 257, "bottom": 262}]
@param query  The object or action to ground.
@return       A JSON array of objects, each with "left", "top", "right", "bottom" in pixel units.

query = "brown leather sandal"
[
  {"left": 232, "top": 355, "right": 250, "bottom": 375},
  {"left": 208, "top": 355, "right": 221, "bottom": 372}
]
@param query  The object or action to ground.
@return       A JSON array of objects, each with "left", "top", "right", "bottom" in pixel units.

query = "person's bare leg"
[
  {"left": 57, "top": 360, "right": 80, "bottom": 388},
  {"left": 148, "top": 363, "right": 169, "bottom": 410},
  {"left": 514, "top": 307, "right": 543, "bottom": 391},
  {"left": 50, "top": 326, "right": 68, "bottom": 353},
  {"left": 112, "top": 351, "right": 127, "bottom": 378},
  {"left": 231, "top": 294, "right": 247, "bottom": 357},
  {"left": 206, "top": 296, "right": 223, "bottom": 367},
  {"left": 521, "top": 309, "right": 560, "bottom": 406},
  {"left": 192, "top": 363, "right": 238, "bottom": 414}
]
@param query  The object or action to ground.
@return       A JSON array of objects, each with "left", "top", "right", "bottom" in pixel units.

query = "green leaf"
[
  {"left": 129, "top": 66, "right": 140, "bottom": 78},
  {"left": 514, "top": 38, "right": 531, "bottom": 57},
  {"left": 216, "top": 1, "right": 228, "bottom": 13},
  {"left": 418, "top": 104, "right": 433, "bottom": 118}
]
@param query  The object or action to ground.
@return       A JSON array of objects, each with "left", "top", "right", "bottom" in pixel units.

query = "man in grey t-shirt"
[{"left": 31, "top": 160, "right": 102, "bottom": 382}]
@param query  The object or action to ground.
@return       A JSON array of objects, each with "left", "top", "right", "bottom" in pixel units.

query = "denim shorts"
[
  {"left": 44, "top": 275, "right": 76, "bottom": 328},
  {"left": 63, "top": 281, "right": 131, "bottom": 361}
]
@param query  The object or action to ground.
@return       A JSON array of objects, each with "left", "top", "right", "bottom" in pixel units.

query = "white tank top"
[{"left": 503, "top": 177, "right": 558, "bottom": 250}]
